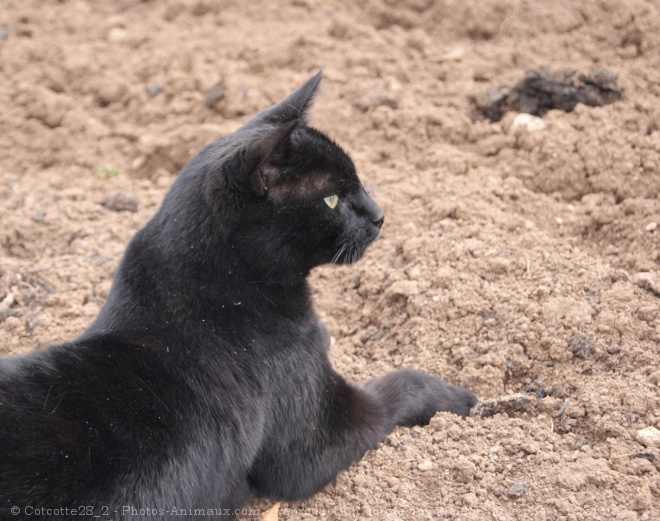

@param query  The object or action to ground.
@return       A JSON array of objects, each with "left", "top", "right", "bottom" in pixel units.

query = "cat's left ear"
[{"left": 254, "top": 71, "right": 322, "bottom": 125}]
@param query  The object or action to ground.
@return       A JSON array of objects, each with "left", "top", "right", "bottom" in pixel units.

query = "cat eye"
[{"left": 324, "top": 194, "right": 339, "bottom": 209}]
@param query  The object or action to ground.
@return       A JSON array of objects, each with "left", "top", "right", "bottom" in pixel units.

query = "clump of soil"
[
  {"left": 471, "top": 68, "right": 623, "bottom": 122},
  {"left": 1, "top": 0, "right": 659, "bottom": 519}
]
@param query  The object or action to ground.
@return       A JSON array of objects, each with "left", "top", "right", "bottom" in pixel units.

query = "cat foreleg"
[
  {"left": 364, "top": 368, "right": 476, "bottom": 426},
  {"left": 249, "top": 370, "right": 474, "bottom": 500}
]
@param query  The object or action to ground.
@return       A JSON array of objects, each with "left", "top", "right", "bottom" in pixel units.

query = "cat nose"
[{"left": 357, "top": 187, "right": 384, "bottom": 229}]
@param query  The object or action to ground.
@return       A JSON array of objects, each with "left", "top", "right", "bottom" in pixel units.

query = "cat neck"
[{"left": 85, "top": 218, "right": 315, "bottom": 339}]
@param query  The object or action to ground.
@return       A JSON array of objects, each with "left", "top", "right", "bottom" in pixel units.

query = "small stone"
[
  {"left": 508, "top": 481, "right": 528, "bottom": 499},
  {"left": 31, "top": 212, "right": 45, "bottom": 223},
  {"left": 635, "top": 427, "right": 660, "bottom": 448},
  {"left": 509, "top": 113, "right": 546, "bottom": 136},
  {"left": 100, "top": 193, "right": 138, "bottom": 213},
  {"left": 204, "top": 79, "right": 226, "bottom": 108},
  {"left": 417, "top": 460, "right": 433, "bottom": 471},
  {"left": 130, "top": 157, "right": 146, "bottom": 174},
  {"left": 145, "top": 83, "right": 163, "bottom": 98},
  {"left": 107, "top": 27, "right": 129, "bottom": 43},
  {"left": 645, "top": 221, "right": 657, "bottom": 232},
  {"left": 439, "top": 47, "right": 465, "bottom": 62},
  {"left": 0, "top": 27, "right": 9, "bottom": 39}
]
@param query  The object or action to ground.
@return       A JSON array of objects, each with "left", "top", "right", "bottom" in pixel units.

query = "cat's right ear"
[
  {"left": 237, "top": 120, "right": 299, "bottom": 196},
  {"left": 254, "top": 71, "right": 322, "bottom": 125}
]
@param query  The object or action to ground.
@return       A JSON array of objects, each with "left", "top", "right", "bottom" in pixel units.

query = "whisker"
[{"left": 331, "top": 243, "right": 348, "bottom": 265}]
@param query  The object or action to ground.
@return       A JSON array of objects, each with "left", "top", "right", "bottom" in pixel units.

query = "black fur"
[{"left": 0, "top": 72, "right": 476, "bottom": 520}]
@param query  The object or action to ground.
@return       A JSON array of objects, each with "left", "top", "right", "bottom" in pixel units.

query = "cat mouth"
[
  {"left": 331, "top": 242, "right": 366, "bottom": 264},
  {"left": 330, "top": 228, "right": 380, "bottom": 265}
]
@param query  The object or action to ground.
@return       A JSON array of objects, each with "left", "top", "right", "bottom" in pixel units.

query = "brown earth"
[{"left": 1, "top": 0, "right": 659, "bottom": 519}]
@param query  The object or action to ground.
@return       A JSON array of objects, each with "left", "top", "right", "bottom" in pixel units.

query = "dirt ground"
[{"left": 1, "top": 0, "right": 659, "bottom": 519}]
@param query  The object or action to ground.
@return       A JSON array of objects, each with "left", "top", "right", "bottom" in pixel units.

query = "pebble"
[
  {"left": 107, "top": 27, "right": 129, "bottom": 43},
  {"left": 204, "top": 79, "right": 226, "bottom": 108},
  {"left": 645, "top": 221, "right": 657, "bottom": 232},
  {"left": 145, "top": 83, "right": 163, "bottom": 98},
  {"left": 0, "top": 27, "right": 9, "bottom": 40},
  {"left": 508, "top": 481, "right": 528, "bottom": 499},
  {"left": 635, "top": 427, "right": 660, "bottom": 448},
  {"left": 439, "top": 46, "right": 465, "bottom": 62},
  {"left": 509, "top": 113, "right": 546, "bottom": 136},
  {"left": 417, "top": 460, "right": 433, "bottom": 471}
]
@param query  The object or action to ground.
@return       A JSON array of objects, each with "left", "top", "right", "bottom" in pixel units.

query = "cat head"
[{"left": 170, "top": 72, "right": 383, "bottom": 285}]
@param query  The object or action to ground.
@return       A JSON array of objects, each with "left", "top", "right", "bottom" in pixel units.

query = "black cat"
[{"left": 0, "top": 72, "right": 476, "bottom": 520}]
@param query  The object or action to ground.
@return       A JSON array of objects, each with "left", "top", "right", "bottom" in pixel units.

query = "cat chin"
[{"left": 330, "top": 242, "right": 370, "bottom": 265}]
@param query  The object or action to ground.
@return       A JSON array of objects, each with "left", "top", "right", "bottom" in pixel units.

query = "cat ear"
[
  {"left": 254, "top": 71, "right": 322, "bottom": 125},
  {"left": 244, "top": 119, "right": 299, "bottom": 195}
]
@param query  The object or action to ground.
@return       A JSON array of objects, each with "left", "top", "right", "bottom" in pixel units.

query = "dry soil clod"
[
  {"left": 470, "top": 68, "right": 622, "bottom": 122},
  {"left": 100, "top": 193, "right": 138, "bottom": 213},
  {"left": 471, "top": 393, "right": 538, "bottom": 418}
]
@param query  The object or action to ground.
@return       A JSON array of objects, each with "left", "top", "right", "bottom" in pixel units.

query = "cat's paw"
[
  {"left": 365, "top": 369, "right": 477, "bottom": 426},
  {"left": 432, "top": 380, "right": 477, "bottom": 418},
  {"left": 408, "top": 372, "right": 476, "bottom": 423}
]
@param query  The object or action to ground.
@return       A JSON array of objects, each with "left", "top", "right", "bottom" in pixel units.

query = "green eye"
[{"left": 324, "top": 194, "right": 339, "bottom": 209}]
